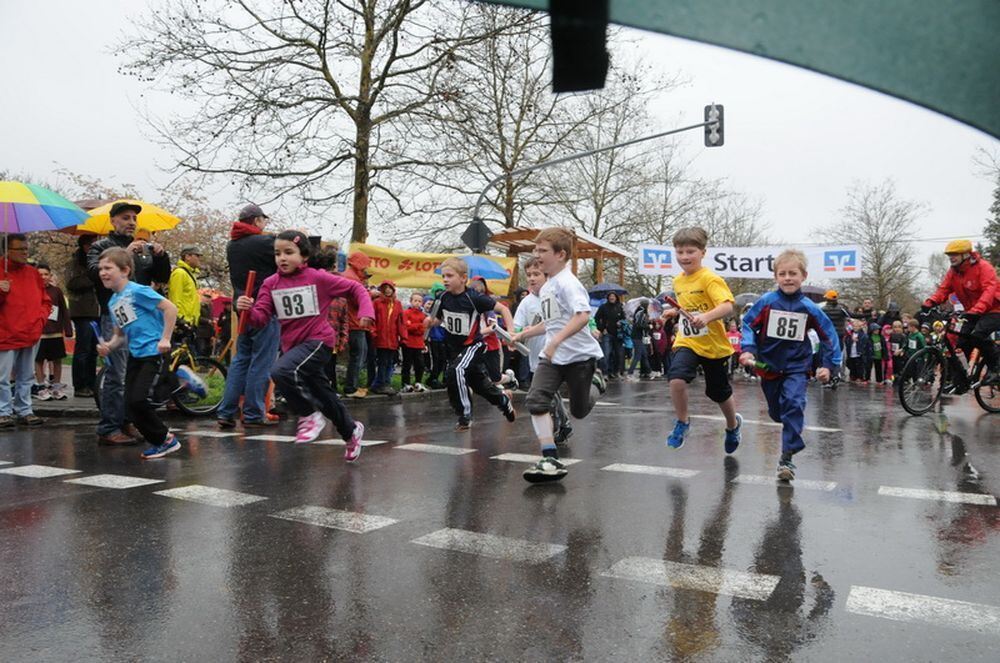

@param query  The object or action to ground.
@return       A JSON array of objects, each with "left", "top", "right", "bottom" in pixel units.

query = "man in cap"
[
  {"left": 216, "top": 204, "right": 281, "bottom": 428},
  {"left": 168, "top": 246, "right": 203, "bottom": 327},
  {"left": 87, "top": 201, "right": 172, "bottom": 444},
  {"left": 341, "top": 251, "right": 373, "bottom": 397},
  {"left": 821, "top": 290, "right": 851, "bottom": 384}
]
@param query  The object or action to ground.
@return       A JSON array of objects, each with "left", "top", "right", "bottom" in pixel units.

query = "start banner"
[
  {"left": 350, "top": 243, "right": 517, "bottom": 295},
  {"left": 637, "top": 244, "right": 863, "bottom": 279}
]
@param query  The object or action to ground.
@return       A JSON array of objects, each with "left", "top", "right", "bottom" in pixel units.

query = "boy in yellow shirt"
[{"left": 661, "top": 227, "right": 743, "bottom": 452}]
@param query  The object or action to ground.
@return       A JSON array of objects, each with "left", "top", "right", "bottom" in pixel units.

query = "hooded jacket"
[
  {"left": 168, "top": 258, "right": 201, "bottom": 324},
  {"left": 741, "top": 288, "right": 842, "bottom": 377},
  {"left": 0, "top": 261, "right": 52, "bottom": 350},
  {"left": 373, "top": 285, "right": 404, "bottom": 350},
  {"left": 402, "top": 306, "right": 427, "bottom": 350},
  {"left": 226, "top": 221, "right": 276, "bottom": 298},
  {"left": 87, "top": 232, "right": 171, "bottom": 312},
  {"left": 925, "top": 253, "right": 1000, "bottom": 314},
  {"left": 341, "top": 252, "right": 372, "bottom": 331}
]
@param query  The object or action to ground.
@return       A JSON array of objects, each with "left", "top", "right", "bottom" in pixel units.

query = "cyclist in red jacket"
[{"left": 922, "top": 239, "right": 1000, "bottom": 387}]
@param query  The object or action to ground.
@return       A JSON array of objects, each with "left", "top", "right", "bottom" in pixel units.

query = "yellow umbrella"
[{"left": 75, "top": 199, "right": 181, "bottom": 235}]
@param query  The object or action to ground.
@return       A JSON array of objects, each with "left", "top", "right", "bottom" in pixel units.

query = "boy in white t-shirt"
[
  {"left": 511, "top": 228, "right": 606, "bottom": 482},
  {"left": 512, "top": 256, "right": 572, "bottom": 445}
]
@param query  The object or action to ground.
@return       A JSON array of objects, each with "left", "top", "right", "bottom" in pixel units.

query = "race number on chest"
[
  {"left": 677, "top": 315, "right": 709, "bottom": 338},
  {"left": 48, "top": 305, "right": 59, "bottom": 322},
  {"left": 766, "top": 310, "right": 807, "bottom": 342},
  {"left": 112, "top": 299, "right": 138, "bottom": 328},
  {"left": 539, "top": 293, "right": 562, "bottom": 323},
  {"left": 273, "top": 285, "right": 319, "bottom": 320},
  {"left": 442, "top": 310, "right": 471, "bottom": 336}
]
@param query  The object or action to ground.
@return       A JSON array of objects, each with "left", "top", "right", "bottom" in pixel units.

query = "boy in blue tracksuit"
[{"left": 739, "top": 249, "right": 841, "bottom": 481}]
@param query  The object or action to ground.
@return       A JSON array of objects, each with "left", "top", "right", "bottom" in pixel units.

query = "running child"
[
  {"left": 739, "top": 249, "right": 841, "bottom": 481},
  {"left": 661, "top": 227, "right": 743, "bottom": 452},
  {"left": 95, "top": 247, "right": 184, "bottom": 459},
  {"left": 510, "top": 228, "right": 606, "bottom": 481},
  {"left": 427, "top": 257, "right": 517, "bottom": 431},
  {"left": 236, "top": 231, "right": 374, "bottom": 460},
  {"left": 512, "top": 256, "right": 572, "bottom": 445}
]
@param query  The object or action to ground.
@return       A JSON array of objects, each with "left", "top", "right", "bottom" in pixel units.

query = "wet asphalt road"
[{"left": 0, "top": 379, "right": 998, "bottom": 662}]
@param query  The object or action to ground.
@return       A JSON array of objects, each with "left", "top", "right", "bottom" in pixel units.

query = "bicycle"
[
  {"left": 93, "top": 328, "right": 228, "bottom": 416},
  {"left": 895, "top": 311, "right": 1000, "bottom": 415}
]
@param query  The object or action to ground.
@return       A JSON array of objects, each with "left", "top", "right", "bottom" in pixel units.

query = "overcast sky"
[{"left": 3, "top": 0, "right": 998, "bottom": 271}]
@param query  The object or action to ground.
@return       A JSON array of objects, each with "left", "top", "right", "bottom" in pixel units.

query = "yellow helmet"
[{"left": 944, "top": 239, "right": 973, "bottom": 255}]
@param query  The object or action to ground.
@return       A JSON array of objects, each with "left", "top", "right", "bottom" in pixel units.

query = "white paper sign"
[{"left": 273, "top": 285, "right": 319, "bottom": 320}]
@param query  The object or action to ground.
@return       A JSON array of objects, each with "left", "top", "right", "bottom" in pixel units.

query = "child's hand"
[
  {"left": 661, "top": 308, "right": 678, "bottom": 320},
  {"left": 0, "top": 279, "right": 10, "bottom": 293},
  {"left": 97, "top": 342, "right": 110, "bottom": 358},
  {"left": 817, "top": 367, "right": 831, "bottom": 383},
  {"left": 358, "top": 317, "right": 373, "bottom": 329},
  {"left": 236, "top": 295, "right": 254, "bottom": 311},
  {"left": 157, "top": 339, "right": 171, "bottom": 354},
  {"left": 739, "top": 352, "right": 756, "bottom": 367},
  {"left": 542, "top": 340, "right": 559, "bottom": 361},
  {"left": 690, "top": 313, "right": 709, "bottom": 329}
]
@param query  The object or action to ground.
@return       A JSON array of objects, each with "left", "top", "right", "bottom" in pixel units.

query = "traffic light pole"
[{"left": 471, "top": 107, "right": 722, "bottom": 228}]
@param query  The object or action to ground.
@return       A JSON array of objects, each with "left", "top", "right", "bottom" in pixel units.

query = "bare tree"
[
  {"left": 823, "top": 180, "right": 927, "bottom": 308},
  {"left": 122, "top": 0, "right": 514, "bottom": 243}
]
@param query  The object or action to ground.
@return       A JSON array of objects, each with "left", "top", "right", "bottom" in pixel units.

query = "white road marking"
[
  {"left": 0, "top": 465, "right": 82, "bottom": 478},
  {"left": 65, "top": 474, "right": 164, "bottom": 489},
  {"left": 270, "top": 505, "right": 398, "bottom": 533},
  {"left": 878, "top": 485, "right": 996, "bottom": 506},
  {"left": 491, "top": 453, "right": 583, "bottom": 466},
  {"left": 396, "top": 443, "right": 476, "bottom": 456},
  {"left": 564, "top": 398, "right": 617, "bottom": 406},
  {"left": 184, "top": 430, "right": 243, "bottom": 438},
  {"left": 601, "top": 557, "right": 779, "bottom": 601},
  {"left": 733, "top": 474, "right": 838, "bottom": 491},
  {"left": 412, "top": 528, "right": 566, "bottom": 563},
  {"left": 245, "top": 434, "right": 298, "bottom": 442},
  {"left": 687, "top": 413, "right": 841, "bottom": 433},
  {"left": 0, "top": 461, "right": 11, "bottom": 466},
  {"left": 154, "top": 485, "right": 268, "bottom": 507},
  {"left": 313, "top": 439, "right": 391, "bottom": 447},
  {"left": 601, "top": 463, "right": 700, "bottom": 478},
  {"left": 846, "top": 585, "right": 1000, "bottom": 636}
]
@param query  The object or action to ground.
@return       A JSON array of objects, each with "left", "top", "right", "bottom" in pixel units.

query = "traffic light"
[{"left": 704, "top": 104, "right": 724, "bottom": 147}]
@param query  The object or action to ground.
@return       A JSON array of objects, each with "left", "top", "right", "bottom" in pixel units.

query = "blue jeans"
[
  {"left": 628, "top": 340, "right": 650, "bottom": 376},
  {"left": 344, "top": 330, "right": 368, "bottom": 393},
  {"left": 98, "top": 314, "right": 128, "bottom": 435},
  {"left": 372, "top": 348, "right": 396, "bottom": 389},
  {"left": 0, "top": 343, "right": 39, "bottom": 417},
  {"left": 72, "top": 317, "right": 99, "bottom": 391},
  {"left": 218, "top": 317, "right": 280, "bottom": 422}
]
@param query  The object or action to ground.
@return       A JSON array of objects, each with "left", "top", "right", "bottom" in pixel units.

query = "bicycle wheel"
[
  {"left": 896, "top": 347, "right": 944, "bottom": 416},
  {"left": 973, "top": 359, "right": 1000, "bottom": 413},
  {"left": 172, "top": 356, "right": 227, "bottom": 416}
]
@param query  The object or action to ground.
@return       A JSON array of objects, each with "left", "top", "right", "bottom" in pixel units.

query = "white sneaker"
[
  {"left": 345, "top": 421, "right": 364, "bottom": 462},
  {"left": 295, "top": 411, "right": 327, "bottom": 443},
  {"left": 414, "top": 383, "right": 428, "bottom": 393},
  {"left": 401, "top": 384, "right": 414, "bottom": 393},
  {"left": 34, "top": 388, "right": 52, "bottom": 401}
]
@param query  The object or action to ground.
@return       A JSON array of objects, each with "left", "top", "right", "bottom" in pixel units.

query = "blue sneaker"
[
  {"left": 666, "top": 419, "right": 690, "bottom": 449},
  {"left": 724, "top": 413, "right": 743, "bottom": 454},
  {"left": 142, "top": 434, "right": 181, "bottom": 460},
  {"left": 176, "top": 366, "right": 207, "bottom": 398}
]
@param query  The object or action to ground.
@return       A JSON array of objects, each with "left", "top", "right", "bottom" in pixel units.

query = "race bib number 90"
[
  {"left": 442, "top": 310, "right": 471, "bottom": 336},
  {"left": 273, "top": 285, "right": 319, "bottom": 320},
  {"left": 677, "top": 315, "right": 709, "bottom": 338},
  {"left": 539, "top": 294, "right": 562, "bottom": 323},
  {"left": 766, "top": 310, "right": 807, "bottom": 342},
  {"left": 112, "top": 300, "right": 138, "bottom": 328}
]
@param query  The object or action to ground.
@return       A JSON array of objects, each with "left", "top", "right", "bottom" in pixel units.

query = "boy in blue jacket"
[{"left": 739, "top": 249, "right": 841, "bottom": 481}]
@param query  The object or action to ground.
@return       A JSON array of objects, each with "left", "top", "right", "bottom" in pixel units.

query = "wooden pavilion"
[{"left": 487, "top": 227, "right": 629, "bottom": 288}]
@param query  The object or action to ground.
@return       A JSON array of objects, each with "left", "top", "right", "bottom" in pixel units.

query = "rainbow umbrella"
[
  {"left": 1, "top": 180, "right": 89, "bottom": 269},
  {"left": 76, "top": 198, "right": 181, "bottom": 235}
]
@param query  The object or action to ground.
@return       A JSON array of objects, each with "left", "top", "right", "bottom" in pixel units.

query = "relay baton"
[
  {"left": 237, "top": 270, "right": 256, "bottom": 334},
  {"left": 423, "top": 295, "right": 442, "bottom": 341},
  {"left": 492, "top": 324, "right": 531, "bottom": 357},
  {"left": 90, "top": 320, "right": 112, "bottom": 368},
  {"left": 660, "top": 294, "right": 695, "bottom": 322}
]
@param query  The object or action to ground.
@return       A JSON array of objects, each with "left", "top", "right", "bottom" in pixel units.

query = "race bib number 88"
[
  {"left": 273, "top": 285, "right": 319, "bottom": 320},
  {"left": 678, "top": 315, "right": 709, "bottom": 338},
  {"left": 766, "top": 310, "right": 807, "bottom": 342}
]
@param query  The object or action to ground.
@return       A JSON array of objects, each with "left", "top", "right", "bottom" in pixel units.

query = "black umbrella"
[{"left": 588, "top": 282, "right": 628, "bottom": 297}]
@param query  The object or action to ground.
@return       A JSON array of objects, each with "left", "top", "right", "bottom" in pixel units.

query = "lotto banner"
[
  {"left": 637, "top": 244, "right": 863, "bottom": 279},
  {"left": 350, "top": 243, "right": 517, "bottom": 295}
]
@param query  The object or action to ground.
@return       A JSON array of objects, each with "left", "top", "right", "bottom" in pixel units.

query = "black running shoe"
[
  {"left": 502, "top": 390, "right": 516, "bottom": 422},
  {"left": 455, "top": 418, "right": 471, "bottom": 431},
  {"left": 523, "top": 457, "right": 568, "bottom": 483}
]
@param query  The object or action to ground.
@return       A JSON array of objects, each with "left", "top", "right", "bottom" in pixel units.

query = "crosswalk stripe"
[
  {"left": 270, "top": 505, "right": 399, "bottom": 533},
  {"left": 411, "top": 528, "right": 566, "bottom": 563},
  {"left": 184, "top": 430, "right": 243, "bottom": 438},
  {"left": 687, "top": 413, "right": 841, "bottom": 433},
  {"left": 0, "top": 461, "right": 11, "bottom": 466},
  {"left": 733, "top": 474, "right": 838, "bottom": 491},
  {"left": 846, "top": 585, "right": 1000, "bottom": 636},
  {"left": 65, "top": 474, "right": 164, "bottom": 489},
  {"left": 601, "top": 557, "right": 780, "bottom": 601},
  {"left": 0, "top": 465, "right": 82, "bottom": 478},
  {"left": 878, "top": 486, "right": 996, "bottom": 506},
  {"left": 245, "top": 434, "right": 298, "bottom": 442},
  {"left": 313, "top": 439, "right": 391, "bottom": 447},
  {"left": 396, "top": 443, "right": 476, "bottom": 456},
  {"left": 154, "top": 485, "right": 268, "bottom": 507},
  {"left": 491, "top": 453, "right": 583, "bottom": 466},
  {"left": 601, "top": 463, "right": 699, "bottom": 478}
]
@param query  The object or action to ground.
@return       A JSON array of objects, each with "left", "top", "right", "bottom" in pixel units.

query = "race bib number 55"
[
  {"left": 273, "top": 285, "right": 319, "bottom": 320},
  {"left": 766, "top": 310, "right": 807, "bottom": 342}
]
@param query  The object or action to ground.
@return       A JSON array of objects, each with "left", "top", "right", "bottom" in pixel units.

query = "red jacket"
[
  {"left": 925, "top": 254, "right": 1000, "bottom": 314},
  {"left": 402, "top": 307, "right": 427, "bottom": 350},
  {"left": 0, "top": 262, "right": 52, "bottom": 350},
  {"left": 373, "top": 296, "right": 403, "bottom": 350}
]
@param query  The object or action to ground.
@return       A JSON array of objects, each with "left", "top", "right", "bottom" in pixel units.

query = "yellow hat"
[
  {"left": 825, "top": 290, "right": 838, "bottom": 299},
  {"left": 944, "top": 239, "right": 973, "bottom": 254}
]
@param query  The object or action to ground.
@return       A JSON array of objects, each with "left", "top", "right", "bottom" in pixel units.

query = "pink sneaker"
[
  {"left": 345, "top": 421, "right": 364, "bottom": 462},
  {"left": 295, "top": 411, "right": 327, "bottom": 443}
]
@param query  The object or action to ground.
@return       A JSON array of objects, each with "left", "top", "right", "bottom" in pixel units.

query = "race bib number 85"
[
  {"left": 766, "top": 310, "right": 807, "bottom": 342},
  {"left": 678, "top": 315, "right": 709, "bottom": 338},
  {"left": 273, "top": 285, "right": 319, "bottom": 320}
]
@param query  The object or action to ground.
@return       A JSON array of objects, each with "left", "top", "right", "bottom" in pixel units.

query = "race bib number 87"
[
  {"left": 273, "top": 285, "right": 319, "bottom": 320},
  {"left": 540, "top": 294, "right": 562, "bottom": 323},
  {"left": 766, "top": 310, "right": 807, "bottom": 342}
]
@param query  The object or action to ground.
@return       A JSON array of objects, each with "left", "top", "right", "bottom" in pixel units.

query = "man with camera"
[{"left": 87, "top": 201, "right": 172, "bottom": 444}]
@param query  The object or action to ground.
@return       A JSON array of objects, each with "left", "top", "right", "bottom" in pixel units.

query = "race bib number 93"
[
  {"left": 273, "top": 285, "right": 319, "bottom": 320},
  {"left": 766, "top": 310, "right": 807, "bottom": 342}
]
